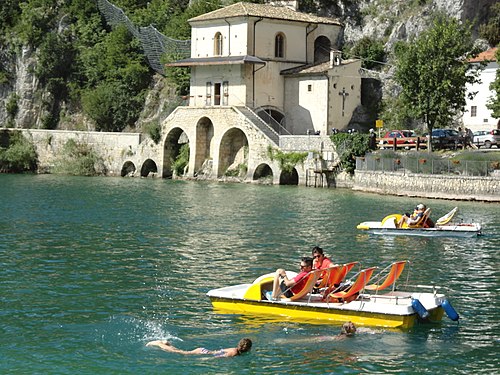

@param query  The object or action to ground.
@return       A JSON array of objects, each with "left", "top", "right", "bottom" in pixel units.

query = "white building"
[
  {"left": 463, "top": 47, "right": 498, "bottom": 132},
  {"left": 168, "top": 1, "right": 361, "bottom": 135}
]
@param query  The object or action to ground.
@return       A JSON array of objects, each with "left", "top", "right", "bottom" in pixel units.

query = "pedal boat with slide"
[
  {"left": 206, "top": 261, "right": 460, "bottom": 329},
  {"left": 356, "top": 207, "right": 481, "bottom": 238}
]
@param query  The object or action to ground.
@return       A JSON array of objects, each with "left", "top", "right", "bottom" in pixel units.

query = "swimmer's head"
[
  {"left": 341, "top": 321, "right": 356, "bottom": 336},
  {"left": 237, "top": 338, "right": 252, "bottom": 354}
]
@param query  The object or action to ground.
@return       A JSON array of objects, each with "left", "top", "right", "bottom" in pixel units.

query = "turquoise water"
[{"left": 0, "top": 174, "right": 498, "bottom": 374}]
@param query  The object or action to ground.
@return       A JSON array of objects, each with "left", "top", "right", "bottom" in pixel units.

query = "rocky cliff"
[{"left": 0, "top": 0, "right": 497, "bottom": 131}]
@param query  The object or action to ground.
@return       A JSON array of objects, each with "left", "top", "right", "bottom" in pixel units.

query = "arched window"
[
  {"left": 214, "top": 32, "right": 223, "bottom": 56},
  {"left": 275, "top": 33, "right": 285, "bottom": 58}
]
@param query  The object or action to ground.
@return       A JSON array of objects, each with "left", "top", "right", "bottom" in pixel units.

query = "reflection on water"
[{"left": 0, "top": 174, "right": 498, "bottom": 374}]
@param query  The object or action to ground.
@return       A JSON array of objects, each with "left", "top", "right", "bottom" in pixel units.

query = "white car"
[{"left": 472, "top": 130, "right": 500, "bottom": 148}]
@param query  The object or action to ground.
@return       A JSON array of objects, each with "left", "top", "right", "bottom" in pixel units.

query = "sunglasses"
[
  {"left": 313, "top": 255, "right": 321, "bottom": 259},
  {"left": 300, "top": 264, "right": 308, "bottom": 269}
]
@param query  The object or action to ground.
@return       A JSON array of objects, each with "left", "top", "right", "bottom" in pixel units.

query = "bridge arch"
[
  {"left": 121, "top": 161, "right": 136, "bottom": 177},
  {"left": 279, "top": 168, "right": 299, "bottom": 185},
  {"left": 253, "top": 163, "right": 273, "bottom": 183},
  {"left": 218, "top": 128, "right": 249, "bottom": 177},
  {"left": 163, "top": 127, "right": 190, "bottom": 178},
  {"left": 194, "top": 117, "right": 214, "bottom": 175},
  {"left": 141, "top": 159, "right": 158, "bottom": 177}
]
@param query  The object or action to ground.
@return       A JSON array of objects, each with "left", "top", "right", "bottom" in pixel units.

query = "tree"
[
  {"left": 479, "top": 3, "right": 500, "bottom": 47},
  {"left": 487, "top": 47, "right": 500, "bottom": 120},
  {"left": 394, "top": 15, "right": 481, "bottom": 151},
  {"left": 347, "top": 37, "right": 385, "bottom": 70}
]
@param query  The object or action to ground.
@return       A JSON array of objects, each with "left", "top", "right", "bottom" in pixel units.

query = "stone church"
[{"left": 168, "top": 0, "right": 361, "bottom": 136}]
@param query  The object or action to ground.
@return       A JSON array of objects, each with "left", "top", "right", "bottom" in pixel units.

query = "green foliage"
[
  {"left": 52, "top": 139, "right": 105, "bottom": 176},
  {"left": 346, "top": 37, "right": 386, "bottom": 70},
  {"left": 35, "top": 32, "right": 75, "bottom": 98},
  {"left": 331, "top": 133, "right": 370, "bottom": 174},
  {"left": 0, "top": 131, "right": 38, "bottom": 173},
  {"left": 394, "top": 15, "right": 481, "bottom": 150},
  {"left": 479, "top": 3, "right": 500, "bottom": 46},
  {"left": 487, "top": 47, "right": 500, "bottom": 119},
  {"left": 6, "top": 94, "right": 19, "bottom": 119},
  {"left": 379, "top": 95, "right": 415, "bottom": 130},
  {"left": 267, "top": 146, "right": 308, "bottom": 173},
  {"left": 15, "top": 0, "right": 58, "bottom": 47},
  {"left": 162, "top": 53, "right": 190, "bottom": 95},
  {"left": 171, "top": 143, "right": 190, "bottom": 176},
  {"left": 144, "top": 122, "right": 162, "bottom": 144},
  {"left": 164, "top": 0, "right": 221, "bottom": 40}
]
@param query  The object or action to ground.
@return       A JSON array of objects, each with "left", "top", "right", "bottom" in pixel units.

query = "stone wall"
[
  {"left": 354, "top": 170, "right": 500, "bottom": 202},
  {"left": 17, "top": 129, "right": 150, "bottom": 176}
]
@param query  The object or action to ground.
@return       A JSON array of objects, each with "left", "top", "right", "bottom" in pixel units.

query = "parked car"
[
  {"left": 379, "top": 130, "right": 421, "bottom": 149},
  {"left": 472, "top": 129, "right": 500, "bottom": 148},
  {"left": 425, "top": 129, "right": 463, "bottom": 150}
]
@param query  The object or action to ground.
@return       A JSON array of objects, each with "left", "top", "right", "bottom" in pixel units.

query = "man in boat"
[
  {"left": 271, "top": 257, "right": 313, "bottom": 299},
  {"left": 146, "top": 338, "right": 252, "bottom": 358},
  {"left": 397, "top": 203, "right": 426, "bottom": 228}
]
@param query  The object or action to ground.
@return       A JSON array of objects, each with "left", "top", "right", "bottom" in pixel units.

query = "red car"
[{"left": 380, "top": 130, "right": 421, "bottom": 149}]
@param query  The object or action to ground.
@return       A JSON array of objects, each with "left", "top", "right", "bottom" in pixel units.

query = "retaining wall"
[{"left": 354, "top": 170, "right": 500, "bottom": 202}]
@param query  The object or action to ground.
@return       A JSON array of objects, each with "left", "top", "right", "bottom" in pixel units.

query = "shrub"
[
  {"left": 331, "top": 133, "right": 370, "bottom": 174},
  {"left": 52, "top": 138, "right": 105, "bottom": 176},
  {"left": 6, "top": 94, "right": 19, "bottom": 119},
  {"left": 144, "top": 122, "right": 162, "bottom": 144},
  {"left": 0, "top": 131, "right": 38, "bottom": 173},
  {"left": 267, "top": 146, "right": 308, "bottom": 173},
  {"left": 171, "top": 143, "right": 189, "bottom": 176}
]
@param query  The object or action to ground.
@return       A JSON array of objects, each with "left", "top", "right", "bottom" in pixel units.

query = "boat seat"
[
  {"left": 280, "top": 270, "right": 322, "bottom": 302},
  {"left": 407, "top": 208, "right": 431, "bottom": 228},
  {"left": 320, "top": 261, "right": 359, "bottom": 296},
  {"left": 436, "top": 207, "right": 458, "bottom": 226},
  {"left": 365, "top": 260, "right": 408, "bottom": 293},
  {"left": 326, "top": 267, "right": 376, "bottom": 303}
]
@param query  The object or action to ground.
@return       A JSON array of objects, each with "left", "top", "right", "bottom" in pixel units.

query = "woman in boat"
[
  {"left": 146, "top": 338, "right": 252, "bottom": 358},
  {"left": 397, "top": 203, "right": 426, "bottom": 228},
  {"left": 271, "top": 257, "right": 313, "bottom": 299},
  {"left": 312, "top": 246, "right": 333, "bottom": 270}
]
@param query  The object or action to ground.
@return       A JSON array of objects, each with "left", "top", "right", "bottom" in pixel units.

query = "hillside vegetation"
[{"left": 0, "top": 0, "right": 498, "bottom": 133}]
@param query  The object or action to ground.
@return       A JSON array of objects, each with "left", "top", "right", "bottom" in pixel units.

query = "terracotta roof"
[
  {"left": 469, "top": 47, "right": 498, "bottom": 63},
  {"left": 189, "top": 2, "right": 342, "bottom": 26}
]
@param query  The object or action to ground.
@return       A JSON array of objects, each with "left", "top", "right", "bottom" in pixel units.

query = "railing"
[
  {"left": 376, "top": 137, "right": 426, "bottom": 150},
  {"left": 356, "top": 155, "right": 500, "bottom": 177}
]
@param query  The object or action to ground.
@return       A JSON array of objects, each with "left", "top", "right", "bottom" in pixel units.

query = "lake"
[{"left": 0, "top": 174, "right": 498, "bottom": 374}]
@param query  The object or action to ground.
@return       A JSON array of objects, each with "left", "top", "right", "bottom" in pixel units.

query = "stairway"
[{"left": 234, "top": 106, "right": 280, "bottom": 145}]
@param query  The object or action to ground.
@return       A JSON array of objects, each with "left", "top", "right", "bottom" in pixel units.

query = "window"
[
  {"left": 471, "top": 106, "right": 477, "bottom": 117},
  {"left": 307, "top": 84, "right": 312, "bottom": 92},
  {"left": 275, "top": 33, "right": 285, "bottom": 58},
  {"left": 214, "top": 32, "right": 223, "bottom": 56}
]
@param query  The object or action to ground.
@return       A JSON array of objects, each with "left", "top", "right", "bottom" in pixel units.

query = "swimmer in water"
[
  {"left": 146, "top": 338, "right": 252, "bottom": 358},
  {"left": 340, "top": 321, "right": 357, "bottom": 336}
]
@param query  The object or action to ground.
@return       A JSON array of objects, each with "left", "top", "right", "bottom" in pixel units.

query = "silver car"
[{"left": 472, "top": 130, "right": 500, "bottom": 148}]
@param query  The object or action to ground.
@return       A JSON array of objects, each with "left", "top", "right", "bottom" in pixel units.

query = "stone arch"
[
  {"left": 140, "top": 159, "right": 158, "bottom": 177},
  {"left": 253, "top": 163, "right": 273, "bottom": 184},
  {"left": 255, "top": 107, "right": 285, "bottom": 134},
  {"left": 194, "top": 117, "right": 214, "bottom": 176},
  {"left": 218, "top": 128, "right": 249, "bottom": 178},
  {"left": 314, "top": 35, "right": 331, "bottom": 64},
  {"left": 163, "top": 127, "right": 189, "bottom": 178},
  {"left": 121, "top": 161, "right": 136, "bottom": 177},
  {"left": 279, "top": 168, "right": 299, "bottom": 185}
]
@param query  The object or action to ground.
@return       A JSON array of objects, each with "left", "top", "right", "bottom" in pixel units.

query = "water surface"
[{"left": 0, "top": 174, "right": 498, "bottom": 374}]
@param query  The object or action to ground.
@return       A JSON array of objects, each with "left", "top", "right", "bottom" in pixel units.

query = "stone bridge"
[{"left": 12, "top": 106, "right": 338, "bottom": 185}]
